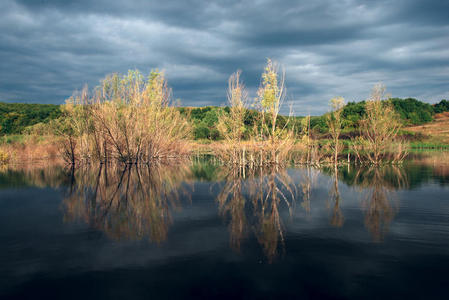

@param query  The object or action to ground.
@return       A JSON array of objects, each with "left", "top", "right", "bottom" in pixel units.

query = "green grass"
[
  {"left": 409, "top": 142, "right": 449, "bottom": 150},
  {"left": 0, "top": 134, "right": 26, "bottom": 145},
  {"left": 0, "top": 134, "right": 50, "bottom": 145}
]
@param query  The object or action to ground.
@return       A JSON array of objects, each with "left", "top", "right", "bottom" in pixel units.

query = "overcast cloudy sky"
[{"left": 0, "top": 0, "right": 448, "bottom": 114}]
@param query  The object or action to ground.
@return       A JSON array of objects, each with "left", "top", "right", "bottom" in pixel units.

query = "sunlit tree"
[{"left": 327, "top": 96, "right": 345, "bottom": 165}]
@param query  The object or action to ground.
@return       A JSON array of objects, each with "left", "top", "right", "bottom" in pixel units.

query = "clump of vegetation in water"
[
  {"left": 216, "top": 59, "right": 296, "bottom": 166},
  {"left": 352, "top": 84, "right": 408, "bottom": 165},
  {"left": 215, "top": 70, "right": 248, "bottom": 164},
  {"left": 54, "top": 70, "right": 191, "bottom": 165}
]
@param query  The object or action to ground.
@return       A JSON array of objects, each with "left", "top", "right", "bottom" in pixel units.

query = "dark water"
[{"left": 1, "top": 159, "right": 449, "bottom": 299}]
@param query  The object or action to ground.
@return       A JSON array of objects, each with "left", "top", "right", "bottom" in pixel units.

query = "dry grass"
[
  {"left": 0, "top": 135, "right": 64, "bottom": 165},
  {"left": 290, "top": 139, "right": 333, "bottom": 165},
  {"left": 406, "top": 112, "right": 449, "bottom": 144}
]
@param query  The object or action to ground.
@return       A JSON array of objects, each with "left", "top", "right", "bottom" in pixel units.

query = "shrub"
[
  {"left": 0, "top": 149, "right": 10, "bottom": 164},
  {"left": 57, "top": 69, "right": 191, "bottom": 164},
  {"left": 353, "top": 84, "right": 407, "bottom": 164},
  {"left": 193, "top": 124, "right": 211, "bottom": 140},
  {"left": 434, "top": 99, "right": 449, "bottom": 113}
]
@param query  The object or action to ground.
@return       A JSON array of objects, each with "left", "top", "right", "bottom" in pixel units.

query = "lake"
[{"left": 1, "top": 156, "right": 449, "bottom": 299}]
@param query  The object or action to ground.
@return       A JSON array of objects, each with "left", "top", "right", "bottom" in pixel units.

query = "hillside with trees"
[{"left": 0, "top": 102, "right": 61, "bottom": 135}]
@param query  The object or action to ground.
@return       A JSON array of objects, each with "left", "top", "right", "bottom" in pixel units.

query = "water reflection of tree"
[
  {"left": 299, "top": 166, "right": 318, "bottom": 215},
  {"left": 63, "top": 163, "right": 191, "bottom": 243},
  {"left": 353, "top": 166, "right": 407, "bottom": 241},
  {"left": 217, "top": 167, "right": 247, "bottom": 252},
  {"left": 0, "top": 163, "right": 69, "bottom": 189},
  {"left": 328, "top": 165, "right": 344, "bottom": 227},
  {"left": 216, "top": 165, "right": 296, "bottom": 262}
]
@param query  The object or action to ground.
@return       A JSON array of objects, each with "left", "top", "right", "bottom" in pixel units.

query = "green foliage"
[
  {"left": 258, "top": 59, "right": 283, "bottom": 112},
  {"left": 0, "top": 102, "right": 61, "bottom": 135},
  {"left": 338, "top": 98, "right": 440, "bottom": 128},
  {"left": 181, "top": 104, "right": 300, "bottom": 140},
  {"left": 2, "top": 96, "right": 448, "bottom": 140},
  {"left": 0, "top": 134, "right": 26, "bottom": 145},
  {"left": 189, "top": 160, "right": 221, "bottom": 181},
  {"left": 181, "top": 106, "right": 223, "bottom": 140},
  {"left": 202, "top": 109, "right": 219, "bottom": 127},
  {"left": 210, "top": 128, "right": 221, "bottom": 140},
  {"left": 309, "top": 97, "right": 441, "bottom": 134},
  {"left": 310, "top": 116, "right": 328, "bottom": 133},
  {"left": 193, "top": 123, "right": 211, "bottom": 139},
  {"left": 390, "top": 98, "right": 433, "bottom": 124},
  {"left": 307, "top": 101, "right": 366, "bottom": 134},
  {"left": 434, "top": 99, "right": 449, "bottom": 113},
  {"left": 341, "top": 101, "right": 366, "bottom": 129},
  {"left": 243, "top": 109, "right": 259, "bottom": 126}
]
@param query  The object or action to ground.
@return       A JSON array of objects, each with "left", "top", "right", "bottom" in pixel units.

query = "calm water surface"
[{"left": 1, "top": 158, "right": 449, "bottom": 299}]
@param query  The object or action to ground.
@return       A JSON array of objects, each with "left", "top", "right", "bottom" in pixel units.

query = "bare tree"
[
  {"left": 327, "top": 97, "right": 345, "bottom": 165},
  {"left": 354, "top": 84, "right": 406, "bottom": 164},
  {"left": 256, "top": 59, "right": 286, "bottom": 144},
  {"left": 217, "top": 70, "right": 248, "bottom": 165},
  {"left": 255, "top": 59, "right": 294, "bottom": 164}
]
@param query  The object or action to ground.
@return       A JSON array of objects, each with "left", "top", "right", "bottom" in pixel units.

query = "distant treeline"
[
  {"left": 178, "top": 106, "right": 302, "bottom": 140},
  {"left": 310, "top": 98, "right": 449, "bottom": 134},
  {"left": 0, "top": 102, "right": 61, "bottom": 134},
  {"left": 1, "top": 98, "right": 448, "bottom": 138}
]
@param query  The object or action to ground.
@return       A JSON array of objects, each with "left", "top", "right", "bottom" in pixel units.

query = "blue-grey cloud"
[{"left": 1, "top": 0, "right": 448, "bottom": 114}]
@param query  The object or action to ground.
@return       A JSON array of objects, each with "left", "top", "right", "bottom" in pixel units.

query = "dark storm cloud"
[{"left": 1, "top": 0, "right": 448, "bottom": 114}]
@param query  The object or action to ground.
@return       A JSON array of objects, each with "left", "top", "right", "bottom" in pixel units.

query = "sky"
[{"left": 0, "top": 0, "right": 448, "bottom": 115}]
